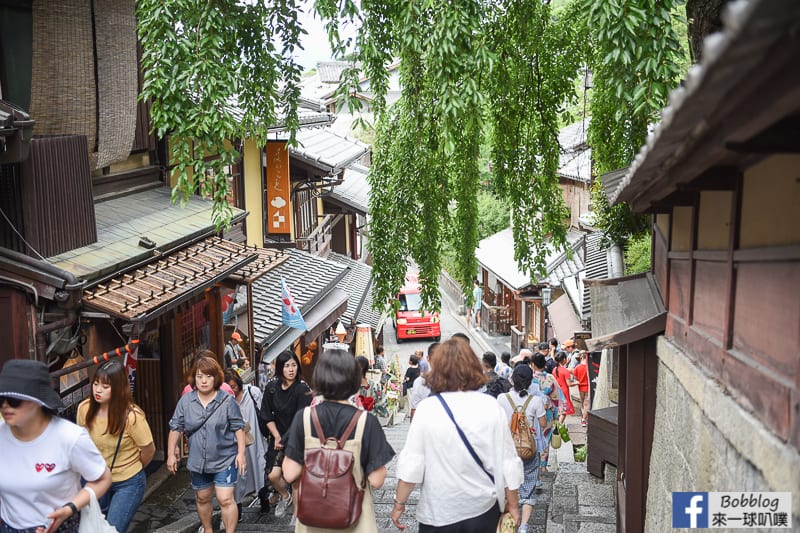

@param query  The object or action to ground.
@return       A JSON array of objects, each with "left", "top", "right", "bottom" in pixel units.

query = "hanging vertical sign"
[
  {"left": 265, "top": 141, "right": 291, "bottom": 234},
  {"left": 123, "top": 337, "right": 139, "bottom": 394}
]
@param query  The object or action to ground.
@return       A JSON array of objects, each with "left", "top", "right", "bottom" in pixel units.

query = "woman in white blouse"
[{"left": 390, "top": 337, "right": 523, "bottom": 532}]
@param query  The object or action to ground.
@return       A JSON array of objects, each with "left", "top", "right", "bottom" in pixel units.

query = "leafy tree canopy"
[
  {"left": 138, "top": 0, "right": 688, "bottom": 311},
  {"left": 137, "top": 0, "right": 310, "bottom": 225}
]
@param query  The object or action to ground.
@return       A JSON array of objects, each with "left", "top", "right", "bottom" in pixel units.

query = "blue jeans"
[{"left": 99, "top": 469, "right": 146, "bottom": 533}]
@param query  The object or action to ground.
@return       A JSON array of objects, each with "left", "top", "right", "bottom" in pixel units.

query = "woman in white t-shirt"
[
  {"left": 0, "top": 359, "right": 111, "bottom": 533},
  {"left": 497, "top": 364, "right": 548, "bottom": 533},
  {"left": 390, "top": 338, "right": 523, "bottom": 532}
]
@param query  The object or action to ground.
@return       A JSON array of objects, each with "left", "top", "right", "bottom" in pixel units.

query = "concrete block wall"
[{"left": 645, "top": 337, "right": 800, "bottom": 529}]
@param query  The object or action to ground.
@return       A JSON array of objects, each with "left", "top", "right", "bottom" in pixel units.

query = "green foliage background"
[{"left": 137, "top": 0, "right": 690, "bottom": 311}]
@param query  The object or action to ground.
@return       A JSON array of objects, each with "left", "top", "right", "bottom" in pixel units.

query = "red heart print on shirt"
[{"left": 35, "top": 463, "right": 56, "bottom": 472}]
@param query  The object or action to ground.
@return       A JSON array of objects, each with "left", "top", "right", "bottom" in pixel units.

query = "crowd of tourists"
[{"left": 0, "top": 327, "right": 589, "bottom": 533}]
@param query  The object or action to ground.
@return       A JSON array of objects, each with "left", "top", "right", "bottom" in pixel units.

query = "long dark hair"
[{"left": 85, "top": 360, "right": 134, "bottom": 436}]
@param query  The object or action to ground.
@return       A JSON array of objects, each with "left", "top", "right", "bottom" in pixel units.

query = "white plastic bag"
[{"left": 79, "top": 486, "right": 118, "bottom": 533}]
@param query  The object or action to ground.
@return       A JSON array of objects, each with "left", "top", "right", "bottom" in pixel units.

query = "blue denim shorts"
[{"left": 190, "top": 463, "right": 238, "bottom": 490}]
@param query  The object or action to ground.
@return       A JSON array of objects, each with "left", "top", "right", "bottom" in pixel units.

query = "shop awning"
[
  {"left": 548, "top": 293, "right": 582, "bottom": 341},
  {"left": 259, "top": 288, "right": 349, "bottom": 363},
  {"left": 585, "top": 273, "right": 667, "bottom": 352},
  {"left": 83, "top": 236, "right": 257, "bottom": 324},
  {"left": 303, "top": 288, "right": 348, "bottom": 340},
  {"left": 259, "top": 328, "right": 304, "bottom": 365}
]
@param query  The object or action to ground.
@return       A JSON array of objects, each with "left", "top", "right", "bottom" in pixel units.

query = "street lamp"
[{"left": 541, "top": 286, "right": 552, "bottom": 341}]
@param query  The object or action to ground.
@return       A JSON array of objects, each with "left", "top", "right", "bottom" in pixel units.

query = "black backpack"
[{"left": 484, "top": 375, "right": 511, "bottom": 398}]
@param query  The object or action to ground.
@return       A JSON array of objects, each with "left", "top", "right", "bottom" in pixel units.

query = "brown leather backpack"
[{"left": 296, "top": 405, "right": 365, "bottom": 529}]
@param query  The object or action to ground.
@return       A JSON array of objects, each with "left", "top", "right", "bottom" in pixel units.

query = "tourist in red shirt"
[
  {"left": 573, "top": 352, "right": 590, "bottom": 426},
  {"left": 551, "top": 353, "right": 574, "bottom": 423}
]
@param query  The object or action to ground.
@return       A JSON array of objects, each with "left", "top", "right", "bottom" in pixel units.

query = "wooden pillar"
[
  {"left": 158, "top": 319, "right": 176, "bottom": 456},
  {"left": 206, "top": 287, "right": 223, "bottom": 366},
  {"left": 618, "top": 336, "right": 659, "bottom": 532}
]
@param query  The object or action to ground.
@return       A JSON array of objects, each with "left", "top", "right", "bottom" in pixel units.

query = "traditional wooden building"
[
  {"left": 324, "top": 163, "right": 371, "bottom": 260},
  {"left": 234, "top": 122, "right": 369, "bottom": 259},
  {"left": 474, "top": 227, "right": 584, "bottom": 346},
  {"left": 557, "top": 118, "right": 593, "bottom": 229},
  {"left": 0, "top": 0, "right": 260, "bottom": 458},
  {"left": 588, "top": 1, "right": 800, "bottom": 529}
]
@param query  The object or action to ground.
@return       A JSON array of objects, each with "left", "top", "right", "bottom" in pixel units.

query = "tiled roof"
[
  {"left": 292, "top": 128, "right": 370, "bottom": 174},
  {"left": 545, "top": 245, "right": 584, "bottom": 286},
  {"left": 581, "top": 232, "right": 610, "bottom": 320},
  {"left": 48, "top": 187, "right": 246, "bottom": 282},
  {"left": 557, "top": 118, "right": 591, "bottom": 183},
  {"left": 476, "top": 227, "right": 584, "bottom": 290},
  {"left": 547, "top": 231, "right": 610, "bottom": 327},
  {"left": 224, "top": 100, "right": 334, "bottom": 133},
  {"left": 317, "top": 61, "right": 353, "bottom": 83},
  {"left": 598, "top": 167, "right": 628, "bottom": 199},
  {"left": 328, "top": 252, "right": 383, "bottom": 332},
  {"left": 327, "top": 164, "right": 370, "bottom": 214},
  {"left": 228, "top": 247, "right": 290, "bottom": 283},
  {"left": 250, "top": 248, "right": 350, "bottom": 346}
]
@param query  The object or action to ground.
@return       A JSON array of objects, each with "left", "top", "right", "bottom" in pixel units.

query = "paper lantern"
[{"left": 354, "top": 324, "right": 374, "bottom": 364}]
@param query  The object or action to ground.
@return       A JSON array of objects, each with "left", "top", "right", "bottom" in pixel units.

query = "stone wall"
[{"left": 645, "top": 337, "right": 800, "bottom": 529}]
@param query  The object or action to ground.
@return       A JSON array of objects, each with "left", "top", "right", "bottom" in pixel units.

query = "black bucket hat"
[{"left": 0, "top": 359, "right": 65, "bottom": 411}]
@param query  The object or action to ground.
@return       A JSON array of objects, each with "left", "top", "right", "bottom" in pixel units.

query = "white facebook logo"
[
  {"left": 685, "top": 495, "right": 704, "bottom": 528},
  {"left": 673, "top": 492, "right": 709, "bottom": 528}
]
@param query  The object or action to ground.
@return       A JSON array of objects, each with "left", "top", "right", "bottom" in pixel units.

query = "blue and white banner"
[
  {"left": 672, "top": 492, "right": 792, "bottom": 529},
  {"left": 281, "top": 277, "right": 307, "bottom": 331}
]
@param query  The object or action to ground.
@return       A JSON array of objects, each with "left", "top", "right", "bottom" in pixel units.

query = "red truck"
[{"left": 394, "top": 275, "right": 441, "bottom": 343}]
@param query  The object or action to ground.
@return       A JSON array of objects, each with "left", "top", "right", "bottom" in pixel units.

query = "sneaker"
[
  {"left": 518, "top": 525, "right": 529, "bottom": 533},
  {"left": 274, "top": 494, "right": 292, "bottom": 518},
  {"left": 581, "top": 419, "right": 588, "bottom": 427},
  {"left": 289, "top": 515, "right": 297, "bottom": 527}
]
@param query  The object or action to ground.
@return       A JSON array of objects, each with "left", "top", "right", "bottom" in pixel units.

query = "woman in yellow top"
[{"left": 77, "top": 360, "right": 155, "bottom": 533}]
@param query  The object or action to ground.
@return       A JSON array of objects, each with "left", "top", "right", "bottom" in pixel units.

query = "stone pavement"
[
  {"left": 131, "top": 403, "right": 614, "bottom": 533},
  {"left": 132, "top": 411, "right": 559, "bottom": 533}
]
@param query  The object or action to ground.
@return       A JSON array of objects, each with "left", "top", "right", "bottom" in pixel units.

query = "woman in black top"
[
  {"left": 283, "top": 348, "right": 395, "bottom": 532},
  {"left": 403, "top": 354, "right": 420, "bottom": 396},
  {"left": 259, "top": 349, "right": 311, "bottom": 518}
]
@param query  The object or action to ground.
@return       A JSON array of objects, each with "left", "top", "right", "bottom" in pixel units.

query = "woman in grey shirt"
[{"left": 167, "top": 355, "right": 246, "bottom": 533}]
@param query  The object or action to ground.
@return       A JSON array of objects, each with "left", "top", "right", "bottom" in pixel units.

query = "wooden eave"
[
  {"left": 614, "top": 0, "right": 800, "bottom": 213},
  {"left": 227, "top": 246, "right": 290, "bottom": 284},
  {"left": 83, "top": 237, "right": 257, "bottom": 323}
]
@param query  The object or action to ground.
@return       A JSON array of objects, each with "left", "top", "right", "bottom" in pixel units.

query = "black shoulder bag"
[{"left": 185, "top": 394, "right": 228, "bottom": 439}]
